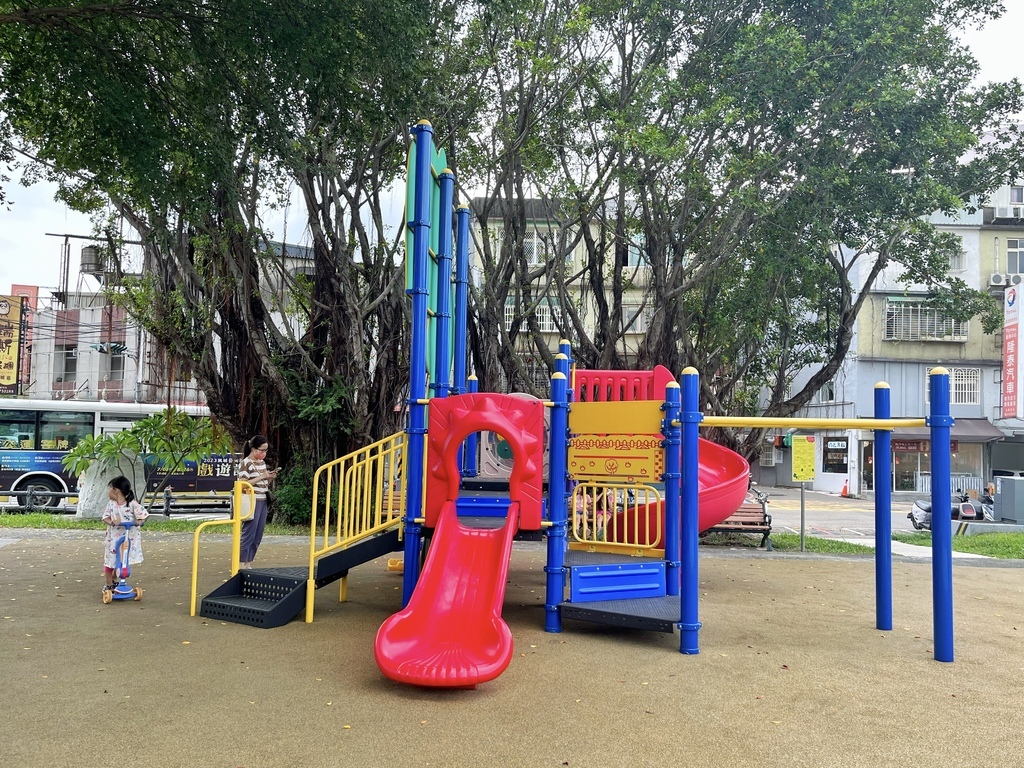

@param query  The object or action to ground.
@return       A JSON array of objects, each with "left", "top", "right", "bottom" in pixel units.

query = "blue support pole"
[
  {"left": 662, "top": 383, "right": 682, "bottom": 597},
  {"left": 462, "top": 375, "right": 479, "bottom": 477},
  {"left": 453, "top": 205, "right": 470, "bottom": 476},
  {"left": 453, "top": 206, "right": 470, "bottom": 396},
  {"left": 559, "top": 339, "right": 573, "bottom": 400},
  {"left": 873, "top": 383, "right": 893, "bottom": 631},
  {"left": 432, "top": 170, "right": 455, "bottom": 400},
  {"left": 545, "top": 369, "right": 570, "bottom": 632},
  {"left": 555, "top": 348, "right": 573, "bottom": 527},
  {"left": 401, "top": 121, "right": 434, "bottom": 605},
  {"left": 928, "top": 368, "right": 955, "bottom": 662},
  {"left": 679, "top": 367, "right": 703, "bottom": 654}
]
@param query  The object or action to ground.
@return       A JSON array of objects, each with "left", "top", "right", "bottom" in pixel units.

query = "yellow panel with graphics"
[{"left": 568, "top": 400, "right": 663, "bottom": 435}]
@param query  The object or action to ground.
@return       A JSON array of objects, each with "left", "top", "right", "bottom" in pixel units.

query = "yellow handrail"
[
  {"left": 189, "top": 480, "right": 254, "bottom": 617},
  {"left": 305, "top": 431, "right": 415, "bottom": 622},
  {"left": 569, "top": 481, "right": 663, "bottom": 557}
]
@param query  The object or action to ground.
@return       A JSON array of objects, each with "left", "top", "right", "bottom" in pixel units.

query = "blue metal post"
[
  {"left": 432, "top": 170, "right": 455, "bottom": 400},
  {"left": 453, "top": 205, "right": 470, "bottom": 475},
  {"left": 453, "top": 206, "right": 470, "bottom": 396},
  {"left": 401, "top": 121, "right": 433, "bottom": 605},
  {"left": 555, "top": 349, "right": 573, "bottom": 526},
  {"left": 559, "top": 339, "right": 573, "bottom": 399},
  {"left": 873, "top": 383, "right": 893, "bottom": 631},
  {"left": 462, "top": 375, "right": 479, "bottom": 477},
  {"left": 929, "top": 368, "right": 954, "bottom": 662},
  {"left": 662, "top": 383, "right": 682, "bottom": 596},
  {"left": 679, "top": 367, "right": 703, "bottom": 654},
  {"left": 545, "top": 370, "right": 569, "bottom": 632}
]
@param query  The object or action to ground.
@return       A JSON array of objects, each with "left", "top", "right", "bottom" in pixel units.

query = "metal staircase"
[{"left": 200, "top": 529, "right": 402, "bottom": 628}]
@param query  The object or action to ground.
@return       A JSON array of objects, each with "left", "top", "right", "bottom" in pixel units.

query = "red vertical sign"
[{"left": 1004, "top": 287, "right": 1019, "bottom": 419}]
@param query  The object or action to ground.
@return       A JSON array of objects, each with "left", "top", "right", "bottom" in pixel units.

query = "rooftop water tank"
[{"left": 81, "top": 245, "right": 103, "bottom": 274}]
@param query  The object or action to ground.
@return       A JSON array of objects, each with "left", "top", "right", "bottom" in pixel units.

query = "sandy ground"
[{"left": 2, "top": 529, "right": 1023, "bottom": 768}]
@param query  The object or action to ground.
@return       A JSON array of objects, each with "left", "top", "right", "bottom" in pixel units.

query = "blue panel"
[
  {"left": 569, "top": 562, "right": 666, "bottom": 603},
  {"left": 455, "top": 494, "right": 547, "bottom": 520}
]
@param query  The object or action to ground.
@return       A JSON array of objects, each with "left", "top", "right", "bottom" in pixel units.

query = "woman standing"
[{"left": 237, "top": 435, "right": 279, "bottom": 569}]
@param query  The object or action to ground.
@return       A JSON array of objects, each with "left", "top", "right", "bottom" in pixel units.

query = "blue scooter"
[{"left": 103, "top": 520, "right": 144, "bottom": 604}]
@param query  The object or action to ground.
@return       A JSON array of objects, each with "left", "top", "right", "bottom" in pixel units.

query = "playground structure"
[{"left": 191, "top": 120, "right": 963, "bottom": 686}]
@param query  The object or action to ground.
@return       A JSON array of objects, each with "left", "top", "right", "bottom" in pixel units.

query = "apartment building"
[
  {"left": 778, "top": 184, "right": 1024, "bottom": 497},
  {"left": 9, "top": 241, "right": 314, "bottom": 405}
]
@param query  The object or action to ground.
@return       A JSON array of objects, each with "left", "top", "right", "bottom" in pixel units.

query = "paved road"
[{"left": 762, "top": 487, "right": 917, "bottom": 540}]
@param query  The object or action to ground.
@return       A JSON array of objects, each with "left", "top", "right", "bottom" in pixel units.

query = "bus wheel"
[{"left": 16, "top": 478, "right": 63, "bottom": 509}]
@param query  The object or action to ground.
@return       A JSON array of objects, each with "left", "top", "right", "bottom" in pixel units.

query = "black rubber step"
[{"left": 559, "top": 595, "right": 681, "bottom": 633}]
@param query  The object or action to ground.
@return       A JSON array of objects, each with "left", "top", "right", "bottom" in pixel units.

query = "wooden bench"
[{"left": 706, "top": 502, "right": 772, "bottom": 550}]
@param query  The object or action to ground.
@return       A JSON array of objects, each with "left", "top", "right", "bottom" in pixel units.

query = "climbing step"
[
  {"left": 559, "top": 595, "right": 680, "bottom": 633},
  {"left": 200, "top": 567, "right": 306, "bottom": 629},
  {"left": 200, "top": 529, "right": 403, "bottom": 629}
]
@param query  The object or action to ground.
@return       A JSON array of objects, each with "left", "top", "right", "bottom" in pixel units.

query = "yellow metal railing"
[
  {"left": 305, "top": 431, "right": 415, "bottom": 621},
  {"left": 569, "top": 481, "right": 663, "bottom": 557},
  {"left": 189, "top": 480, "right": 254, "bottom": 617}
]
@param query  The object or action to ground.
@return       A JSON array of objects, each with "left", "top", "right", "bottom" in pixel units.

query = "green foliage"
[
  {"left": 270, "top": 458, "right": 316, "bottom": 527},
  {"left": 61, "top": 407, "right": 235, "bottom": 506}
]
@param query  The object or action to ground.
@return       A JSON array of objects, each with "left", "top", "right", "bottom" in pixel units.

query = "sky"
[{"left": 2, "top": 5, "right": 1023, "bottom": 296}]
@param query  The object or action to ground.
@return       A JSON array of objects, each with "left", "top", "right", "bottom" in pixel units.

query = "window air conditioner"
[{"left": 990, "top": 273, "right": 1006, "bottom": 286}]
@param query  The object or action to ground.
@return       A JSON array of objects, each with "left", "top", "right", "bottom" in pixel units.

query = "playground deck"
[{"left": 3, "top": 529, "right": 1022, "bottom": 767}]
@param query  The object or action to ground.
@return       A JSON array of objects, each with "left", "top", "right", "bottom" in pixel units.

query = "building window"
[
  {"left": 1008, "top": 239, "right": 1023, "bottom": 274},
  {"left": 108, "top": 353, "right": 125, "bottom": 382},
  {"left": 57, "top": 345, "right": 77, "bottom": 381},
  {"left": 884, "top": 300, "right": 968, "bottom": 342},
  {"left": 925, "top": 367, "right": 981, "bottom": 405},
  {"left": 622, "top": 302, "right": 652, "bottom": 334},
  {"left": 491, "top": 227, "right": 552, "bottom": 266},
  {"left": 617, "top": 236, "right": 645, "bottom": 269},
  {"left": 1011, "top": 186, "right": 1024, "bottom": 205},
  {"left": 505, "top": 297, "right": 559, "bottom": 333},
  {"left": 822, "top": 437, "right": 849, "bottom": 474},
  {"left": 819, "top": 381, "right": 836, "bottom": 403},
  {"left": 948, "top": 250, "right": 965, "bottom": 272}
]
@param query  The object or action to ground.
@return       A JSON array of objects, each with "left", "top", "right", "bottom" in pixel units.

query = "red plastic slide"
[
  {"left": 374, "top": 500, "right": 520, "bottom": 688},
  {"left": 612, "top": 437, "right": 750, "bottom": 547}
]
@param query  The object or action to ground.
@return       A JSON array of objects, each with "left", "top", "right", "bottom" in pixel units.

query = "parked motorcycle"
[{"left": 908, "top": 490, "right": 992, "bottom": 531}]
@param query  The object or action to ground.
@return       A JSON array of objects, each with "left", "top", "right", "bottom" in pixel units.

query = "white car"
[{"left": 992, "top": 469, "right": 1024, "bottom": 479}]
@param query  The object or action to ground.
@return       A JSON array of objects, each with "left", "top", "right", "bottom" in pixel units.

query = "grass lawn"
[
  {"left": 0, "top": 511, "right": 301, "bottom": 537},
  {"left": 892, "top": 531, "right": 1024, "bottom": 559},
  {"left": 700, "top": 531, "right": 874, "bottom": 554}
]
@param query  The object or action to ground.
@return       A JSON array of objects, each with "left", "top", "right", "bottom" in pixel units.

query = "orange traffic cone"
[{"left": 841, "top": 479, "right": 849, "bottom": 497}]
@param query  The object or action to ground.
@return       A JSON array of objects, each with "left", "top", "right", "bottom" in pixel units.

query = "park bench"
[{"left": 707, "top": 502, "right": 773, "bottom": 550}]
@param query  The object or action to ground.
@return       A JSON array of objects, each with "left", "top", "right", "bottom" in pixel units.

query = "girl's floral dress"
[{"left": 103, "top": 500, "right": 149, "bottom": 568}]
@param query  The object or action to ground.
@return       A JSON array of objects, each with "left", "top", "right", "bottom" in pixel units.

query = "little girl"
[{"left": 102, "top": 475, "right": 149, "bottom": 597}]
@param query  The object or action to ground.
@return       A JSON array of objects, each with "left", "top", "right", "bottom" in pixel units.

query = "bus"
[{"left": 0, "top": 398, "right": 237, "bottom": 508}]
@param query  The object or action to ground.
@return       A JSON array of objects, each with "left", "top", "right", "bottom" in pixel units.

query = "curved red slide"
[
  {"left": 613, "top": 437, "right": 750, "bottom": 547},
  {"left": 374, "top": 500, "right": 520, "bottom": 688}
]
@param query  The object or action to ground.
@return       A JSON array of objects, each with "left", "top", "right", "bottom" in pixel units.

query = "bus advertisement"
[{"left": 0, "top": 398, "right": 236, "bottom": 508}]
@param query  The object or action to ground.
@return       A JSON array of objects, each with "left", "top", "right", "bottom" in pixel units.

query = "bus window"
[
  {"left": 40, "top": 412, "right": 94, "bottom": 451},
  {"left": 0, "top": 410, "right": 37, "bottom": 450}
]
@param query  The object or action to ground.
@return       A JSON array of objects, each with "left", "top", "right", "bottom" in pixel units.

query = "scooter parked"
[{"left": 908, "top": 490, "right": 991, "bottom": 531}]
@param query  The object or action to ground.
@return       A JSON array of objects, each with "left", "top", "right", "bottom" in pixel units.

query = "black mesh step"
[
  {"left": 559, "top": 595, "right": 681, "bottom": 633},
  {"left": 200, "top": 571, "right": 306, "bottom": 629}
]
